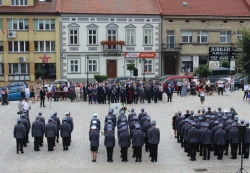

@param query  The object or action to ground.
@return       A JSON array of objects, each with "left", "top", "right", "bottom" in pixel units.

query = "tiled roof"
[
  {"left": 157, "top": 0, "right": 250, "bottom": 16},
  {"left": 0, "top": 0, "right": 60, "bottom": 14},
  {"left": 61, "top": 0, "right": 160, "bottom": 15}
]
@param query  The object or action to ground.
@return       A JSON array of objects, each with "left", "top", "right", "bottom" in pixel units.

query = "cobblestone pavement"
[{"left": 0, "top": 91, "right": 250, "bottom": 173}]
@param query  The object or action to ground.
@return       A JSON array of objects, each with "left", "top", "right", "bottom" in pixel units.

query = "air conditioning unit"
[
  {"left": 0, "top": 56, "right": 2, "bottom": 63},
  {"left": 8, "top": 31, "right": 17, "bottom": 38},
  {"left": 19, "top": 57, "right": 26, "bottom": 62}
]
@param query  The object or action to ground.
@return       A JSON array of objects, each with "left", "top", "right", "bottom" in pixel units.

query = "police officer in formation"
[
  {"left": 14, "top": 111, "right": 74, "bottom": 153},
  {"left": 175, "top": 106, "right": 250, "bottom": 161},
  {"left": 88, "top": 108, "right": 160, "bottom": 162}
]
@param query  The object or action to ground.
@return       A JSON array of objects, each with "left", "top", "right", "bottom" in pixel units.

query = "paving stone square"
[{"left": 0, "top": 91, "right": 249, "bottom": 173}]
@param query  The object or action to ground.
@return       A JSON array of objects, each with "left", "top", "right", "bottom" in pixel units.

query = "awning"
[{"left": 125, "top": 52, "right": 157, "bottom": 58}]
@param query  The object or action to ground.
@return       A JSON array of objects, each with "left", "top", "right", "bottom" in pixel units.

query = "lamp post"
[
  {"left": 86, "top": 56, "right": 89, "bottom": 85},
  {"left": 143, "top": 59, "right": 147, "bottom": 82},
  {"left": 42, "top": 61, "right": 45, "bottom": 88}
]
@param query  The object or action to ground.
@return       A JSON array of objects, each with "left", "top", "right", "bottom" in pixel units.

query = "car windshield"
[{"left": 9, "top": 88, "right": 19, "bottom": 93}]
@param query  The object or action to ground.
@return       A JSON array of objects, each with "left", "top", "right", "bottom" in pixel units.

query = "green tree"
[
  {"left": 195, "top": 65, "right": 212, "bottom": 78},
  {"left": 34, "top": 69, "right": 43, "bottom": 79},
  {"left": 94, "top": 74, "right": 108, "bottom": 82},
  {"left": 127, "top": 63, "right": 136, "bottom": 71},
  {"left": 238, "top": 25, "right": 250, "bottom": 82},
  {"left": 221, "top": 60, "right": 230, "bottom": 68}
]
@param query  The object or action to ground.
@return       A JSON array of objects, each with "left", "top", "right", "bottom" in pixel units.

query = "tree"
[
  {"left": 221, "top": 60, "right": 230, "bottom": 68},
  {"left": 238, "top": 25, "right": 250, "bottom": 83},
  {"left": 126, "top": 63, "right": 136, "bottom": 78},
  {"left": 194, "top": 65, "right": 212, "bottom": 78}
]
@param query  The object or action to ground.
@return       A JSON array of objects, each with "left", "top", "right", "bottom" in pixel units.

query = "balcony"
[
  {"left": 100, "top": 40, "right": 125, "bottom": 54},
  {"left": 161, "top": 43, "right": 182, "bottom": 51}
]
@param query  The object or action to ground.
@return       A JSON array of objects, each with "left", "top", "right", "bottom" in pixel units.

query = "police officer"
[
  {"left": 229, "top": 123, "right": 239, "bottom": 159},
  {"left": 20, "top": 113, "right": 29, "bottom": 147},
  {"left": 243, "top": 122, "right": 250, "bottom": 159},
  {"left": 60, "top": 117, "right": 71, "bottom": 151},
  {"left": 45, "top": 118, "right": 56, "bottom": 151},
  {"left": 214, "top": 123, "right": 226, "bottom": 160},
  {"left": 89, "top": 126, "right": 99, "bottom": 162},
  {"left": 53, "top": 112, "right": 61, "bottom": 143},
  {"left": 13, "top": 118, "right": 26, "bottom": 154},
  {"left": 224, "top": 119, "right": 233, "bottom": 155},
  {"left": 198, "top": 123, "right": 205, "bottom": 157},
  {"left": 104, "top": 128, "right": 115, "bottom": 162},
  {"left": 201, "top": 123, "right": 212, "bottom": 160},
  {"left": 31, "top": 116, "right": 44, "bottom": 151},
  {"left": 65, "top": 112, "right": 74, "bottom": 145},
  {"left": 128, "top": 108, "right": 136, "bottom": 122},
  {"left": 38, "top": 112, "right": 45, "bottom": 146},
  {"left": 212, "top": 121, "right": 220, "bottom": 156},
  {"left": 178, "top": 115, "right": 186, "bottom": 147},
  {"left": 148, "top": 120, "right": 160, "bottom": 162},
  {"left": 132, "top": 124, "right": 144, "bottom": 162},
  {"left": 175, "top": 111, "right": 182, "bottom": 143},
  {"left": 138, "top": 108, "right": 145, "bottom": 121},
  {"left": 119, "top": 126, "right": 130, "bottom": 162},
  {"left": 187, "top": 122, "right": 198, "bottom": 161},
  {"left": 143, "top": 116, "right": 151, "bottom": 152}
]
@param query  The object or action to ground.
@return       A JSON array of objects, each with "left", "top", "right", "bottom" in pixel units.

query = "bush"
[
  {"left": 195, "top": 65, "right": 212, "bottom": 78},
  {"left": 94, "top": 74, "right": 108, "bottom": 82},
  {"left": 127, "top": 63, "right": 136, "bottom": 71},
  {"left": 221, "top": 60, "right": 230, "bottom": 68},
  {"left": 34, "top": 70, "right": 43, "bottom": 79}
]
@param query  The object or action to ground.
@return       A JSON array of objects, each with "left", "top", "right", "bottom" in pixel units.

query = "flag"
[{"left": 1, "top": 30, "right": 5, "bottom": 34}]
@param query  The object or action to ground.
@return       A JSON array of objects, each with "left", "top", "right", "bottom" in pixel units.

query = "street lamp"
[
  {"left": 42, "top": 61, "right": 45, "bottom": 88},
  {"left": 143, "top": 59, "right": 147, "bottom": 82},
  {"left": 86, "top": 56, "right": 89, "bottom": 85}
]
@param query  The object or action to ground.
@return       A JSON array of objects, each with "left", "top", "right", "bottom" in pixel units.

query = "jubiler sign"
[{"left": 209, "top": 47, "right": 232, "bottom": 60}]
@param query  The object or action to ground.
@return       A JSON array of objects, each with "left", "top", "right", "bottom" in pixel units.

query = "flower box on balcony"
[{"left": 100, "top": 40, "right": 125, "bottom": 46}]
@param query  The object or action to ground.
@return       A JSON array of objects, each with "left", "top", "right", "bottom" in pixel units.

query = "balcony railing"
[
  {"left": 100, "top": 40, "right": 125, "bottom": 53},
  {"left": 162, "top": 43, "right": 182, "bottom": 51}
]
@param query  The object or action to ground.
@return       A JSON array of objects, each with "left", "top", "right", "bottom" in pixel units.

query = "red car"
[{"left": 162, "top": 75, "right": 194, "bottom": 90}]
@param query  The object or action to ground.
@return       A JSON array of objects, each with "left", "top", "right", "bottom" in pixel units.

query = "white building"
[{"left": 60, "top": 0, "right": 161, "bottom": 82}]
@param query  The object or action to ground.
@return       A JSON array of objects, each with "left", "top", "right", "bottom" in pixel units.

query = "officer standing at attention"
[
  {"left": 31, "top": 116, "right": 44, "bottom": 151},
  {"left": 229, "top": 123, "right": 239, "bottom": 159},
  {"left": 53, "top": 112, "right": 61, "bottom": 143},
  {"left": 138, "top": 108, "right": 145, "bottom": 121},
  {"left": 224, "top": 119, "right": 233, "bottom": 155},
  {"left": 45, "top": 118, "right": 56, "bottom": 151},
  {"left": 119, "top": 126, "right": 130, "bottom": 162},
  {"left": 60, "top": 117, "right": 71, "bottom": 151},
  {"left": 243, "top": 122, "right": 250, "bottom": 159},
  {"left": 212, "top": 121, "right": 220, "bottom": 156},
  {"left": 20, "top": 113, "right": 29, "bottom": 147},
  {"left": 38, "top": 112, "right": 45, "bottom": 147},
  {"left": 104, "top": 128, "right": 115, "bottom": 162},
  {"left": 214, "top": 123, "right": 226, "bottom": 160},
  {"left": 89, "top": 126, "right": 99, "bottom": 162},
  {"left": 201, "top": 123, "right": 212, "bottom": 160},
  {"left": 13, "top": 118, "right": 26, "bottom": 154},
  {"left": 128, "top": 108, "right": 136, "bottom": 122},
  {"left": 175, "top": 111, "right": 182, "bottom": 143},
  {"left": 187, "top": 122, "right": 198, "bottom": 161},
  {"left": 132, "top": 124, "right": 144, "bottom": 162},
  {"left": 148, "top": 120, "right": 160, "bottom": 162},
  {"left": 65, "top": 112, "right": 74, "bottom": 145}
]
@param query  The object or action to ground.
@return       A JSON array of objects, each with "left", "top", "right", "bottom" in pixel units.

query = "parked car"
[
  {"left": 162, "top": 75, "right": 194, "bottom": 90},
  {"left": 222, "top": 78, "right": 243, "bottom": 90},
  {"left": 44, "top": 79, "right": 68, "bottom": 90},
  {"left": 7, "top": 82, "right": 28, "bottom": 89},
  {"left": 112, "top": 77, "right": 135, "bottom": 85}
]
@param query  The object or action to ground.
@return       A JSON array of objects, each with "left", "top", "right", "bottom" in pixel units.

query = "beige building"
[
  {"left": 0, "top": 0, "right": 60, "bottom": 82},
  {"left": 157, "top": 0, "right": 250, "bottom": 75}
]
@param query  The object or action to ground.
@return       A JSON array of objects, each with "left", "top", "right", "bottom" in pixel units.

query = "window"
[
  {"left": 88, "top": 29, "right": 97, "bottom": 45},
  {"left": 70, "top": 60, "right": 79, "bottom": 73},
  {"left": 8, "top": 41, "right": 29, "bottom": 52},
  {"left": 88, "top": 60, "right": 97, "bottom": 72},
  {"left": 181, "top": 31, "right": 192, "bottom": 43},
  {"left": 34, "top": 19, "right": 55, "bottom": 30},
  {"left": 107, "top": 29, "right": 117, "bottom": 49},
  {"left": 0, "top": 41, "right": 3, "bottom": 52},
  {"left": 126, "top": 29, "right": 136, "bottom": 45},
  {"left": 11, "top": 0, "right": 27, "bottom": 5},
  {"left": 197, "top": 31, "right": 208, "bottom": 43},
  {"left": 0, "top": 64, "right": 4, "bottom": 75},
  {"left": 144, "top": 60, "right": 152, "bottom": 73},
  {"left": 166, "top": 30, "right": 175, "bottom": 49},
  {"left": 9, "top": 63, "right": 30, "bottom": 74},
  {"left": 69, "top": 30, "right": 78, "bottom": 45},
  {"left": 220, "top": 31, "right": 231, "bottom": 43},
  {"left": 34, "top": 41, "right": 55, "bottom": 52},
  {"left": 143, "top": 30, "right": 152, "bottom": 45},
  {"left": 7, "top": 19, "right": 29, "bottom": 30},
  {"left": 0, "top": 19, "right": 2, "bottom": 29},
  {"left": 0, "top": 0, "right": 2, "bottom": 5}
]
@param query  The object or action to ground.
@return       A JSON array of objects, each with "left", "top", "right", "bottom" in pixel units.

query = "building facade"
[
  {"left": 158, "top": 0, "right": 250, "bottom": 75},
  {"left": 60, "top": 0, "right": 161, "bottom": 82},
  {"left": 0, "top": 0, "right": 61, "bottom": 82}
]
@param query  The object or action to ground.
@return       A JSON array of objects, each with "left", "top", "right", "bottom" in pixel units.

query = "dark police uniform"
[
  {"left": 13, "top": 118, "right": 26, "bottom": 154},
  {"left": 119, "top": 127, "right": 131, "bottom": 162},
  {"left": 60, "top": 117, "right": 71, "bottom": 150},
  {"left": 148, "top": 121, "right": 160, "bottom": 162},
  {"left": 31, "top": 116, "right": 44, "bottom": 151},
  {"left": 104, "top": 129, "right": 115, "bottom": 162}
]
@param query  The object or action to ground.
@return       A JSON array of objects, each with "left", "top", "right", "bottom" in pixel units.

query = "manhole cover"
[{"left": 194, "top": 169, "right": 208, "bottom": 172}]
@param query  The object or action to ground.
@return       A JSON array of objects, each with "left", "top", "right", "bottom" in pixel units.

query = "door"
[
  {"left": 107, "top": 60, "right": 117, "bottom": 78},
  {"left": 165, "top": 56, "right": 175, "bottom": 74},
  {"left": 125, "top": 60, "right": 135, "bottom": 77}
]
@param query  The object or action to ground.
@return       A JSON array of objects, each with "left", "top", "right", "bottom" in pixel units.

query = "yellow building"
[{"left": 0, "top": 0, "right": 60, "bottom": 82}]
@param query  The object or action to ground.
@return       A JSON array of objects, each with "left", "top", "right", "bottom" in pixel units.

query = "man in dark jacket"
[
  {"left": 119, "top": 126, "right": 130, "bottom": 162},
  {"left": 201, "top": 123, "right": 212, "bottom": 160},
  {"left": 20, "top": 113, "right": 29, "bottom": 147},
  {"left": 132, "top": 124, "right": 144, "bottom": 162},
  {"left": 229, "top": 123, "right": 239, "bottom": 159},
  {"left": 31, "top": 116, "right": 44, "bottom": 151},
  {"left": 65, "top": 112, "right": 74, "bottom": 145},
  {"left": 45, "top": 118, "right": 56, "bottom": 151},
  {"left": 187, "top": 122, "right": 199, "bottom": 161},
  {"left": 244, "top": 122, "right": 250, "bottom": 158},
  {"left": 148, "top": 120, "right": 160, "bottom": 162},
  {"left": 40, "top": 86, "right": 46, "bottom": 107},
  {"left": 13, "top": 118, "right": 26, "bottom": 154},
  {"left": 104, "top": 128, "right": 115, "bottom": 162},
  {"left": 53, "top": 112, "right": 61, "bottom": 143},
  {"left": 60, "top": 117, "right": 71, "bottom": 151},
  {"left": 214, "top": 123, "right": 226, "bottom": 160}
]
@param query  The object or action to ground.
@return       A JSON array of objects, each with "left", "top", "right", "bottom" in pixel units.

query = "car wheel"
[{"left": 235, "top": 86, "right": 239, "bottom": 91}]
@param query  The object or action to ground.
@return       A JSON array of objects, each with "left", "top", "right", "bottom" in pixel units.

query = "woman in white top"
[
  {"left": 224, "top": 81, "right": 230, "bottom": 96},
  {"left": 25, "top": 86, "right": 30, "bottom": 99},
  {"left": 199, "top": 85, "right": 206, "bottom": 105},
  {"left": 63, "top": 85, "right": 68, "bottom": 100},
  {"left": 230, "top": 78, "right": 235, "bottom": 92},
  {"left": 243, "top": 82, "right": 249, "bottom": 101},
  {"left": 158, "top": 83, "right": 164, "bottom": 101},
  {"left": 75, "top": 84, "right": 81, "bottom": 101}
]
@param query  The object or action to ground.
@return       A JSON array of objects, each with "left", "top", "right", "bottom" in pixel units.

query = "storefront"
[{"left": 181, "top": 56, "right": 193, "bottom": 73}]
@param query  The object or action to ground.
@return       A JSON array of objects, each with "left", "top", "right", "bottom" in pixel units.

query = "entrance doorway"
[
  {"left": 165, "top": 56, "right": 175, "bottom": 74},
  {"left": 107, "top": 60, "right": 117, "bottom": 78},
  {"left": 125, "top": 60, "right": 136, "bottom": 77}
]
